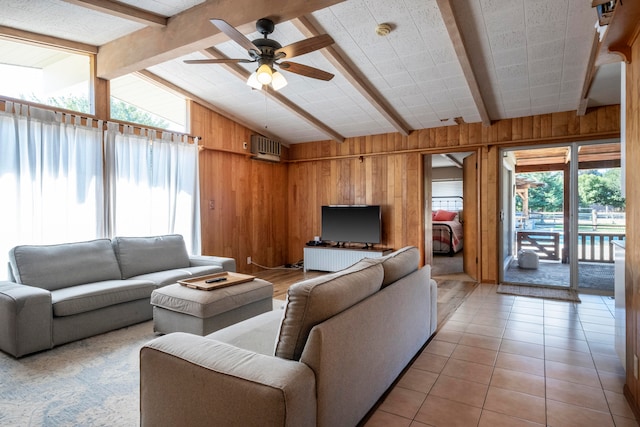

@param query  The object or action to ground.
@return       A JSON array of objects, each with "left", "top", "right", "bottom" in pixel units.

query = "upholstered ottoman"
[
  {"left": 518, "top": 249, "right": 539, "bottom": 269},
  {"left": 150, "top": 279, "right": 274, "bottom": 336}
]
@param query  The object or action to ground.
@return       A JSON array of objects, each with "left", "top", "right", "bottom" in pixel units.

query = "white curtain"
[
  {"left": 105, "top": 123, "right": 201, "bottom": 254},
  {"left": 0, "top": 103, "right": 104, "bottom": 279}
]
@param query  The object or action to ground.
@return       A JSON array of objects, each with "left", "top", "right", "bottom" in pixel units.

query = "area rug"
[
  {"left": 497, "top": 284, "right": 581, "bottom": 302},
  {"left": 0, "top": 299, "right": 285, "bottom": 427}
]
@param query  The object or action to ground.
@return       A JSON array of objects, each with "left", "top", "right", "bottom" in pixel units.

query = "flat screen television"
[{"left": 321, "top": 205, "right": 381, "bottom": 246}]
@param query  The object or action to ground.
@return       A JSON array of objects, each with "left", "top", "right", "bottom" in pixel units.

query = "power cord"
[{"left": 250, "top": 259, "right": 304, "bottom": 270}]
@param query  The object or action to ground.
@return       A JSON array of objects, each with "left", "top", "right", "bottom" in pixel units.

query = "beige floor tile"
[
  {"left": 498, "top": 339, "right": 544, "bottom": 359},
  {"left": 464, "top": 323, "right": 504, "bottom": 338},
  {"left": 544, "top": 334, "right": 591, "bottom": 353},
  {"left": 545, "top": 345, "right": 595, "bottom": 368},
  {"left": 543, "top": 316, "right": 582, "bottom": 329},
  {"left": 363, "top": 410, "right": 413, "bottom": 427},
  {"left": 478, "top": 410, "right": 545, "bottom": 427},
  {"left": 490, "top": 367, "right": 545, "bottom": 397},
  {"left": 475, "top": 308, "right": 511, "bottom": 320},
  {"left": 545, "top": 360, "right": 601, "bottom": 388},
  {"left": 495, "top": 351, "right": 545, "bottom": 376},
  {"left": 587, "top": 341, "right": 617, "bottom": 357},
  {"left": 598, "top": 370, "right": 626, "bottom": 393},
  {"left": 440, "top": 358, "right": 493, "bottom": 385},
  {"left": 397, "top": 368, "right": 439, "bottom": 394},
  {"left": 472, "top": 315, "right": 508, "bottom": 328},
  {"left": 502, "top": 329, "right": 544, "bottom": 345},
  {"left": 546, "top": 377, "right": 609, "bottom": 412},
  {"left": 612, "top": 415, "right": 640, "bottom": 427},
  {"left": 592, "top": 353, "right": 625, "bottom": 375},
  {"left": 544, "top": 325, "right": 587, "bottom": 340},
  {"left": 582, "top": 321, "right": 616, "bottom": 334},
  {"left": 508, "top": 312, "right": 544, "bottom": 324},
  {"left": 546, "top": 399, "right": 615, "bottom": 427},
  {"left": 414, "top": 395, "right": 482, "bottom": 427},
  {"left": 433, "top": 330, "right": 463, "bottom": 344},
  {"left": 424, "top": 340, "right": 457, "bottom": 358},
  {"left": 378, "top": 386, "right": 426, "bottom": 419},
  {"left": 411, "top": 352, "right": 449, "bottom": 374},
  {"left": 585, "top": 331, "right": 615, "bottom": 345},
  {"left": 483, "top": 386, "right": 546, "bottom": 424},
  {"left": 429, "top": 375, "right": 489, "bottom": 407},
  {"left": 604, "top": 390, "right": 637, "bottom": 419},
  {"left": 439, "top": 320, "right": 467, "bottom": 332},
  {"left": 506, "top": 320, "right": 544, "bottom": 334},
  {"left": 510, "top": 306, "right": 543, "bottom": 316},
  {"left": 450, "top": 344, "right": 498, "bottom": 366},
  {"left": 458, "top": 333, "right": 501, "bottom": 351},
  {"left": 581, "top": 316, "right": 615, "bottom": 327}
]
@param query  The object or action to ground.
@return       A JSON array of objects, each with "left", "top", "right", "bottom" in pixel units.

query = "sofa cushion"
[
  {"left": 130, "top": 265, "right": 224, "bottom": 287},
  {"left": 112, "top": 234, "right": 190, "bottom": 279},
  {"left": 9, "top": 239, "right": 122, "bottom": 291},
  {"left": 377, "top": 246, "right": 420, "bottom": 287},
  {"left": 51, "top": 279, "right": 156, "bottom": 316},
  {"left": 274, "top": 259, "right": 383, "bottom": 361}
]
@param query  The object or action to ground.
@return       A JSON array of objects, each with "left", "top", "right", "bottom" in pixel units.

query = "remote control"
[{"left": 205, "top": 277, "right": 227, "bottom": 284}]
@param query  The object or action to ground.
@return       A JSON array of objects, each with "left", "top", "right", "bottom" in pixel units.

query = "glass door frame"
[{"left": 499, "top": 139, "right": 619, "bottom": 291}]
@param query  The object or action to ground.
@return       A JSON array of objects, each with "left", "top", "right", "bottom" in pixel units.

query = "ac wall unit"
[{"left": 251, "top": 135, "right": 281, "bottom": 162}]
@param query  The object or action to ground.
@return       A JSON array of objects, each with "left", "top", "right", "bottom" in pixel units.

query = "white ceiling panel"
[{"left": 0, "top": 0, "right": 622, "bottom": 144}]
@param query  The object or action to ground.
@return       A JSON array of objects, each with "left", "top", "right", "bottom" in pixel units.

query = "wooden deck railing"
[
  {"left": 517, "top": 231, "right": 560, "bottom": 260},
  {"left": 517, "top": 231, "right": 625, "bottom": 263}
]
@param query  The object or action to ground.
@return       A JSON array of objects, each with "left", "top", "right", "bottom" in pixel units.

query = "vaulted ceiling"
[{"left": 0, "top": 0, "right": 623, "bottom": 145}]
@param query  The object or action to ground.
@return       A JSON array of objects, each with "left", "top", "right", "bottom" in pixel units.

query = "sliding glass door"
[{"left": 500, "top": 141, "right": 621, "bottom": 294}]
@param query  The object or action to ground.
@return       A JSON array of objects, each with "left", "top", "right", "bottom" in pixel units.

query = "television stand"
[{"left": 304, "top": 246, "right": 393, "bottom": 272}]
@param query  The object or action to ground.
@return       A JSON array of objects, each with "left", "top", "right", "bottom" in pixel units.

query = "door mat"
[{"left": 497, "top": 284, "right": 581, "bottom": 302}]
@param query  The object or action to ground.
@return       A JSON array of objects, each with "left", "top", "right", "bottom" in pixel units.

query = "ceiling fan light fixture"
[
  {"left": 271, "top": 71, "right": 287, "bottom": 90},
  {"left": 246, "top": 71, "right": 263, "bottom": 90},
  {"left": 256, "top": 64, "right": 273, "bottom": 85}
]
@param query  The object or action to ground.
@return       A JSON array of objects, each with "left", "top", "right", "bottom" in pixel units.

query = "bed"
[{"left": 432, "top": 196, "right": 464, "bottom": 256}]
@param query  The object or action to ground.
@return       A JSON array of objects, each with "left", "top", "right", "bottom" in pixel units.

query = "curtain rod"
[{"left": 0, "top": 97, "right": 202, "bottom": 143}]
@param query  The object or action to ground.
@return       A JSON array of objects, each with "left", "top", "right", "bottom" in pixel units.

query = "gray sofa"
[
  {"left": 140, "top": 246, "right": 437, "bottom": 427},
  {"left": 0, "top": 234, "right": 235, "bottom": 357}
]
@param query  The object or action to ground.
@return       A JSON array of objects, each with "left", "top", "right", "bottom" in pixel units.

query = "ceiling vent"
[{"left": 251, "top": 135, "right": 281, "bottom": 162}]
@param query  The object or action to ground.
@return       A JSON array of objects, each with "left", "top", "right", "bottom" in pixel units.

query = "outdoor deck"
[{"left": 503, "top": 259, "right": 614, "bottom": 294}]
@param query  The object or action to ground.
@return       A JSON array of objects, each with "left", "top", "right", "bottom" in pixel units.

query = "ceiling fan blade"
[
  {"left": 275, "top": 34, "right": 334, "bottom": 59},
  {"left": 279, "top": 61, "right": 334, "bottom": 81},
  {"left": 210, "top": 18, "right": 260, "bottom": 53},
  {"left": 184, "top": 58, "right": 254, "bottom": 64}
]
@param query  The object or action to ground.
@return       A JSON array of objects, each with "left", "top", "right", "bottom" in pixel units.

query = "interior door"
[{"left": 463, "top": 152, "right": 478, "bottom": 280}]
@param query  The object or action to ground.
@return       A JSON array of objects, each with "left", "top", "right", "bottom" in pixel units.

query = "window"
[
  {"left": 110, "top": 73, "right": 187, "bottom": 132},
  {"left": 0, "top": 38, "right": 91, "bottom": 113}
]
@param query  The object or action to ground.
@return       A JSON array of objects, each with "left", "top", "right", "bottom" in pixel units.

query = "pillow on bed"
[{"left": 433, "top": 210, "right": 457, "bottom": 221}]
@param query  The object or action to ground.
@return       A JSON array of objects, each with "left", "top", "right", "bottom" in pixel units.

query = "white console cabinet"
[{"left": 303, "top": 246, "right": 392, "bottom": 272}]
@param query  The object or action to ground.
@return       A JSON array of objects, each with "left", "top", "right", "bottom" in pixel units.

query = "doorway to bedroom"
[{"left": 426, "top": 151, "right": 476, "bottom": 282}]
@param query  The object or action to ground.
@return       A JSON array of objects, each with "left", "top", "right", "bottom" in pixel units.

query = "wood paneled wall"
[
  {"left": 624, "top": 31, "right": 640, "bottom": 418},
  {"left": 287, "top": 106, "right": 619, "bottom": 283},
  {"left": 191, "top": 97, "right": 618, "bottom": 282},
  {"left": 191, "top": 102, "right": 289, "bottom": 273}
]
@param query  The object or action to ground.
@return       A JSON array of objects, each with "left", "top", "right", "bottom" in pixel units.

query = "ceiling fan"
[{"left": 185, "top": 18, "right": 335, "bottom": 91}]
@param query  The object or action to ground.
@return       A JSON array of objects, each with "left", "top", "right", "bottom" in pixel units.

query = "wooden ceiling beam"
[
  {"left": 436, "top": 0, "right": 491, "bottom": 127},
  {"left": 201, "top": 47, "right": 345, "bottom": 143},
  {"left": 97, "top": 0, "right": 346, "bottom": 80},
  {"left": 61, "top": 0, "right": 168, "bottom": 27},
  {"left": 577, "top": 31, "right": 601, "bottom": 116},
  {"left": 0, "top": 25, "right": 97, "bottom": 54},
  {"left": 291, "top": 16, "right": 413, "bottom": 137}
]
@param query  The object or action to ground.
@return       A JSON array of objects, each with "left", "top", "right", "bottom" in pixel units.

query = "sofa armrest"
[
  {"left": 189, "top": 255, "right": 236, "bottom": 272},
  {"left": 140, "top": 333, "right": 316, "bottom": 427},
  {"left": 0, "top": 282, "right": 52, "bottom": 357}
]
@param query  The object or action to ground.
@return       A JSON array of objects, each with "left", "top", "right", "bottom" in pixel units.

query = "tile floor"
[{"left": 364, "top": 283, "right": 639, "bottom": 427}]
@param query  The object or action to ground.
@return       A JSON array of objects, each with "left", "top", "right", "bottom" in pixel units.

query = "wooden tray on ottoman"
[{"left": 178, "top": 272, "right": 256, "bottom": 291}]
